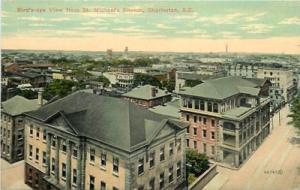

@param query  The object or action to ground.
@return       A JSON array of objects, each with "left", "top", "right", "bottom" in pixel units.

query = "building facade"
[
  {"left": 24, "top": 92, "right": 188, "bottom": 190},
  {"left": 1, "top": 95, "right": 42, "bottom": 163},
  {"left": 257, "top": 68, "right": 297, "bottom": 109},
  {"left": 225, "top": 64, "right": 258, "bottom": 78},
  {"left": 178, "top": 76, "right": 271, "bottom": 168}
]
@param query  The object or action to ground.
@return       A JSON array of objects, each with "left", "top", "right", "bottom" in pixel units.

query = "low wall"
[{"left": 188, "top": 163, "right": 218, "bottom": 190}]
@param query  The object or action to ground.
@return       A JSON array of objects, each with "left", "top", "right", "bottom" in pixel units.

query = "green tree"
[
  {"left": 288, "top": 97, "right": 300, "bottom": 130},
  {"left": 162, "top": 80, "right": 175, "bottom": 92},
  {"left": 133, "top": 74, "right": 162, "bottom": 88},
  {"left": 97, "top": 76, "right": 110, "bottom": 87},
  {"left": 185, "top": 80, "right": 203, "bottom": 87},
  {"left": 186, "top": 149, "right": 209, "bottom": 177},
  {"left": 15, "top": 89, "right": 38, "bottom": 99},
  {"left": 43, "top": 79, "right": 84, "bottom": 100}
]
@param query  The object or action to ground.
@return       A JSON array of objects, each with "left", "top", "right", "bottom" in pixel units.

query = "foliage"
[
  {"left": 133, "top": 74, "right": 162, "bottom": 88},
  {"left": 288, "top": 97, "right": 300, "bottom": 130},
  {"left": 15, "top": 89, "right": 38, "bottom": 99},
  {"left": 43, "top": 79, "right": 84, "bottom": 100},
  {"left": 97, "top": 76, "right": 110, "bottom": 87},
  {"left": 186, "top": 149, "right": 210, "bottom": 177},
  {"left": 188, "top": 173, "right": 197, "bottom": 185},
  {"left": 185, "top": 80, "right": 203, "bottom": 87},
  {"left": 162, "top": 80, "right": 175, "bottom": 92}
]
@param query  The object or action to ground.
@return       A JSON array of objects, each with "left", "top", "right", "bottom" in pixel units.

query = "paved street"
[
  {"left": 1, "top": 159, "right": 31, "bottom": 190},
  {"left": 204, "top": 105, "right": 300, "bottom": 190}
]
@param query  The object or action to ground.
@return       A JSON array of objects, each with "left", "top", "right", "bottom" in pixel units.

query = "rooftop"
[
  {"left": 122, "top": 85, "right": 171, "bottom": 100},
  {"left": 149, "top": 98, "right": 181, "bottom": 118},
  {"left": 2, "top": 96, "right": 41, "bottom": 116},
  {"left": 179, "top": 76, "right": 265, "bottom": 100},
  {"left": 25, "top": 92, "right": 187, "bottom": 153}
]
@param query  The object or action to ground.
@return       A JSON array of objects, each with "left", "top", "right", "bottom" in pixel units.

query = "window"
[
  {"left": 51, "top": 158, "right": 55, "bottom": 172},
  {"left": 207, "top": 102, "right": 212, "bottom": 112},
  {"left": 159, "top": 172, "right": 164, "bottom": 189},
  {"left": 193, "top": 141, "right": 197, "bottom": 149},
  {"left": 169, "top": 166, "right": 174, "bottom": 183},
  {"left": 211, "top": 132, "right": 215, "bottom": 140},
  {"left": 203, "top": 118, "right": 207, "bottom": 125},
  {"left": 193, "top": 128, "right": 197, "bottom": 135},
  {"left": 149, "top": 152, "right": 155, "bottom": 168},
  {"left": 182, "top": 98, "right": 187, "bottom": 107},
  {"left": 89, "top": 175, "right": 95, "bottom": 190},
  {"left": 187, "top": 99, "right": 193, "bottom": 108},
  {"left": 52, "top": 136, "right": 56, "bottom": 147},
  {"left": 149, "top": 178, "right": 155, "bottom": 190},
  {"left": 203, "top": 143, "right": 207, "bottom": 153},
  {"left": 73, "top": 147, "right": 78, "bottom": 158},
  {"left": 29, "top": 145, "right": 33, "bottom": 158},
  {"left": 62, "top": 163, "right": 66, "bottom": 179},
  {"left": 200, "top": 100, "right": 205, "bottom": 110},
  {"left": 43, "top": 130, "right": 46, "bottom": 141},
  {"left": 62, "top": 141, "right": 67, "bottom": 152},
  {"left": 90, "top": 148, "right": 95, "bottom": 162},
  {"left": 35, "top": 148, "right": 39, "bottom": 161},
  {"left": 211, "top": 119, "right": 215, "bottom": 127},
  {"left": 7, "top": 130, "right": 10, "bottom": 138},
  {"left": 199, "top": 117, "right": 202, "bottom": 123},
  {"left": 169, "top": 142, "right": 174, "bottom": 156},
  {"left": 177, "top": 161, "right": 181, "bottom": 177},
  {"left": 211, "top": 146, "right": 215, "bottom": 155},
  {"left": 30, "top": 125, "right": 33, "bottom": 135},
  {"left": 193, "top": 116, "right": 197, "bottom": 123},
  {"left": 195, "top": 99, "right": 199, "bottom": 109},
  {"left": 203, "top": 130, "right": 207, "bottom": 138},
  {"left": 73, "top": 169, "right": 77, "bottom": 185},
  {"left": 42, "top": 152, "right": 46, "bottom": 164},
  {"left": 138, "top": 158, "right": 144, "bottom": 175},
  {"left": 187, "top": 127, "right": 189, "bottom": 134},
  {"left": 160, "top": 147, "right": 165, "bottom": 161},
  {"left": 186, "top": 114, "right": 189, "bottom": 121},
  {"left": 213, "top": 103, "right": 218, "bottom": 113},
  {"left": 36, "top": 128, "right": 40, "bottom": 139},
  {"left": 177, "top": 138, "right": 181, "bottom": 152},
  {"left": 186, "top": 139, "right": 189, "bottom": 147},
  {"left": 101, "top": 153, "right": 106, "bottom": 167},
  {"left": 100, "top": 181, "right": 106, "bottom": 190},
  {"left": 113, "top": 157, "right": 119, "bottom": 174}
]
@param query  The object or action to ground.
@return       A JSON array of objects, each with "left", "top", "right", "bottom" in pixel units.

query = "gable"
[{"left": 45, "top": 112, "right": 78, "bottom": 135}]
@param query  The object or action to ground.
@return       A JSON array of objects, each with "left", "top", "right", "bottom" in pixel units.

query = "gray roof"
[
  {"left": 149, "top": 98, "right": 181, "bottom": 118},
  {"left": 25, "top": 92, "right": 187, "bottom": 152},
  {"left": 122, "top": 85, "right": 171, "bottom": 100},
  {"left": 179, "top": 76, "right": 262, "bottom": 100},
  {"left": 221, "top": 106, "right": 252, "bottom": 120},
  {"left": 2, "top": 96, "right": 41, "bottom": 116}
]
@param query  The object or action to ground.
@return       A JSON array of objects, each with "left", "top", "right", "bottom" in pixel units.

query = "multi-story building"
[
  {"left": 225, "top": 64, "right": 258, "bottom": 78},
  {"left": 257, "top": 68, "right": 297, "bottom": 109},
  {"left": 1, "top": 94, "right": 43, "bottom": 163},
  {"left": 116, "top": 72, "right": 134, "bottom": 89},
  {"left": 178, "top": 76, "right": 271, "bottom": 168},
  {"left": 122, "top": 85, "right": 172, "bottom": 108},
  {"left": 24, "top": 92, "right": 188, "bottom": 190}
]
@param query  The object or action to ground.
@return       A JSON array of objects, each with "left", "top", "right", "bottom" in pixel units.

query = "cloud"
[
  {"left": 241, "top": 24, "right": 273, "bottom": 34},
  {"left": 279, "top": 17, "right": 300, "bottom": 25},
  {"left": 29, "top": 23, "right": 54, "bottom": 27},
  {"left": 197, "top": 12, "right": 243, "bottom": 24},
  {"left": 244, "top": 12, "right": 267, "bottom": 22},
  {"left": 176, "top": 29, "right": 207, "bottom": 35},
  {"left": 113, "top": 27, "right": 155, "bottom": 33},
  {"left": 18, "top": 16, "right": 45, "bottom": 21},
  {"left": 156, "top": 24, "right": 175, "bottom": 29}
]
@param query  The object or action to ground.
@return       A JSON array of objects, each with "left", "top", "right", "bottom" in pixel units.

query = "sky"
[{"left": 2, "top": 0, "right": 300, "bottom": 54}]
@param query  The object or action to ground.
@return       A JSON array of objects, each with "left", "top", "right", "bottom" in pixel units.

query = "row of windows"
[
  {"left": 182, "top": 99, "right": 219, "bottom": 113},
  {"left": 188, "top": 128, "right": 215, "bottom": 139},
  {"left": 89, "top": 148, "right": 119, "bottom": 175},
  {"left": 28, "top": 144, "right": 46, "bottom": 164},
  {"left": 186, "top": 115, "right": 216, "bottom": 127},
  {"left": 187, "top": 140, "right": 215, "bottom": 155},
  {"left": 89, "top": 175, "right": 119, "bottom": 190},
  {"left": 1, "top": 128, "right": 10, "bottom": 139}
]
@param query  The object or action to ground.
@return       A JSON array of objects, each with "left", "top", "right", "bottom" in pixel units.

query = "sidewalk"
[{"left": 203, "top": 105, "right": 300, "bottom": 190}]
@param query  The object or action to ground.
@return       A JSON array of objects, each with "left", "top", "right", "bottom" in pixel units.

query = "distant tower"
[
  {"left": 123, "top": 46, "right": 129, "bottom": 59},
  {"left": 106, "top": 49, "right": 113, "bottom": 61}
]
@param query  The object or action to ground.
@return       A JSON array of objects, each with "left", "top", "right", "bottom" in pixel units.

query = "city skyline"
[{"left": 2, "top": 1, "right": 300, "bottom": 53}]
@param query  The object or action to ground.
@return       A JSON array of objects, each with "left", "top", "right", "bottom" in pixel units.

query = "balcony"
[{"left": 223, "top": 134, "right": 236, "bottom": 147}]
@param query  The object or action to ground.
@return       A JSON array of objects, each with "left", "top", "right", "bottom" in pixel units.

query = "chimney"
[
  {"left": 38, "top": 88, "right": 44, "bottom": 106},
  {"left": 151, "top": 87, "right": 156, "bottom": 97}
]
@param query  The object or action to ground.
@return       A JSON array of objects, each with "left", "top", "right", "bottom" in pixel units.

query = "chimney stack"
[
  {"left": 151, "top": 87, "right": 156, "bottom": 97},
  {"left": 38, "top": 88, "right": 44, "bottom": 106}
]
